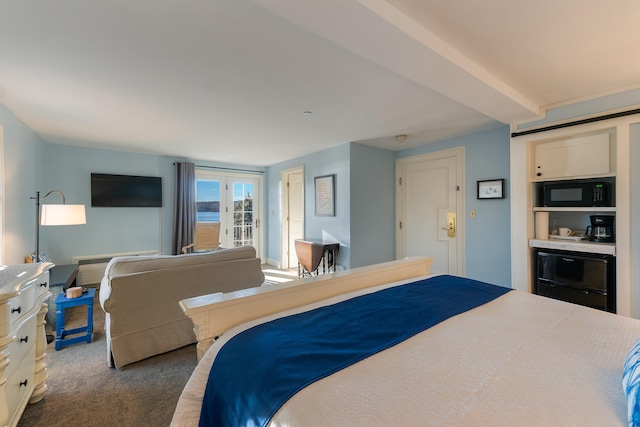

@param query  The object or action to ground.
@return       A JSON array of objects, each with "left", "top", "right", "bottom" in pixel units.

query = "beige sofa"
[{"left": 99, "top": 246, "right": 265, "bottom": 368}]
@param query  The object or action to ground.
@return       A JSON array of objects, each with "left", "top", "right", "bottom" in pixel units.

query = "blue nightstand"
[{"left": 55, "top": 288, "right": 95, "bottom": 350}]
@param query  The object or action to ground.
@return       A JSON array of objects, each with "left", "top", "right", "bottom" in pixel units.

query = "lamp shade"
[{"left": 40, "top": 204, "right": 86, "bottom": 226}]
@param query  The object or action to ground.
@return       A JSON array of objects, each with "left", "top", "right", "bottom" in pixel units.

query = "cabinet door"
[{"left": 534, "top": 133, "right": 610, "bottom": 180}]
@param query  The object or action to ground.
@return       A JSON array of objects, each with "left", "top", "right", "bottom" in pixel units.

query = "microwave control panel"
[{"left": 593, "top": 183, "right": 606, "bottom": 204}]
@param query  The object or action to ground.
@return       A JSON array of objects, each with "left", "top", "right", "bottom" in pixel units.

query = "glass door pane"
[
  {"left": 233, "top": 181, "right": 254, "bottom": 247},
  {"left": 196, "top": 179, "right": 221, "bottom": 223}
]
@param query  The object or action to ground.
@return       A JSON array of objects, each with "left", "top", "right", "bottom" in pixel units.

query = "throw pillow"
[
  {"left": 622, "top": 338, "right": 640, "bottom": 427},
  {"left": 25, "top": 252, "right": 52, "bottom": 263}
]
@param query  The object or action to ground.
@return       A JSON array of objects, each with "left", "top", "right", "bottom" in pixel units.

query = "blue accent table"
[
  {"left": 55, "top": 288, "right": 95, "bottom": 350},
  {"left": 47, "top": 264, "right": 79, "bottom": 332}
]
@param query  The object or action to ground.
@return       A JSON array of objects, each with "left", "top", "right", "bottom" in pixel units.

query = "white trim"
[
  {"left": 512, "top": 104, "right": 640, "bottom": 135},
  {"left": 511, "top": 85, "right": 640, "bottom": 130},
  {"left": 280, "top": 166, "right": 304, "bottom": 270},
  {"left": 540, "top": 83, "right": 640, "bottom": 112},
  {"left": 264, "top": 258, "right": 282, "bottom": 269}
]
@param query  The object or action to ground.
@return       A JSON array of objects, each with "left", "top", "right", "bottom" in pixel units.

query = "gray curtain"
[{"left": 172, "top": 162, "right": 196, "bottom": 255}]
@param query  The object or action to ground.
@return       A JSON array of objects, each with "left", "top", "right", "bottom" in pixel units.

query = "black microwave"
[{"left": 542, "top": 180, "right": 613, "bottom": 207}]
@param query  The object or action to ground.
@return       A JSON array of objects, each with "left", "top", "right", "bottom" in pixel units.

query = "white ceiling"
[{"left": 1, "top": 0, "right": 639, "bottom": 166}]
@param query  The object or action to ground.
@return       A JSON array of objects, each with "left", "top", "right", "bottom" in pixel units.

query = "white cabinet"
[
  {"left": 533, "top": 133, "right": 610, "bottom": 180},
  {"left": 0, "top": 263, "right": 52, "bottom": 427}
]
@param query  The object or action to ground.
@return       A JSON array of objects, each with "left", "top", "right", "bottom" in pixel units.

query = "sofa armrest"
[{"left": 99, "top": 275, "right": 112, "bottom": 311}]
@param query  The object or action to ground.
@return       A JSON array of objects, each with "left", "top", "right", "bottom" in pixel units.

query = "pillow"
[
  {"left": 622, "top": 338, "right": 640, "bottom": 427},
  {"left": 25, "top": 252, "right": 51, "bottom": 263}
]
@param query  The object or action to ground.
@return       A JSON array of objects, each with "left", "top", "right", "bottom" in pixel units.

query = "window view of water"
[{"left": 197, "top": 211, "right": 220, "bottom": 222}]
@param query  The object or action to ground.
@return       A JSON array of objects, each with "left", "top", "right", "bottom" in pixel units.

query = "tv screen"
[{"left": 91, "top": 173, "right": 162, "bottom": 207}]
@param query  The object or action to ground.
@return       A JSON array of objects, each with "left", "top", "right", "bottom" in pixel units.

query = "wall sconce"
[{"left": 30, "top": 190, "right": 86, "bottom": 261}]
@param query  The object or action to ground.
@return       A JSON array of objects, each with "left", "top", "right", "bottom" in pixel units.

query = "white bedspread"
[{"left": 171, "top": 279, "right": 640, "bottom": 426}]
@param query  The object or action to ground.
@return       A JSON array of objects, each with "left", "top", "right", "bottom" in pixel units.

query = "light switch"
[{"left": 470, "top": 209, "right": 476, "bottom": 219}]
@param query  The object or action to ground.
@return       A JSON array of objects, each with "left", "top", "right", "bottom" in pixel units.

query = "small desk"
[
  {"left": 294, "top": 239, "right": 340, "bottom": 278},
  {"left": 47, "top": 264, "right": 79, "bottom": 331},
  {"left": 55, "top": 288, "right": 95, "bottom": 350}
]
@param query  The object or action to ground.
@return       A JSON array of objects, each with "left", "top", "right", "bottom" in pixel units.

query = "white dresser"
[{"left": 0, "top": 263, "right": 52, "bottom": 427}]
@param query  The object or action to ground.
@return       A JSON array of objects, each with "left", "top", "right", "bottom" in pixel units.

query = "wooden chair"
[{"left": 182, "top": 222, "right": 221, "bottom": 254}]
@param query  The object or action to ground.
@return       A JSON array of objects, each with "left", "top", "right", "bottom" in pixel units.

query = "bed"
[{"left": 172, "top": 256, "right": 640, "bottom": 426}]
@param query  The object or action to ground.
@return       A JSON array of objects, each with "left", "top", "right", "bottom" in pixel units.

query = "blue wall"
[
  {"left": 43, "top": 144, "right": 171, "bottom": 261},
  {"left": 266, "top": 144, "right": 352, "bottom": 269},
  {"left": 265, "top": 142, "right": 397, "bottom": 270},
  {"left": 396, "top": 126, "right": 512, "bottom": 287},
  {"left": 265, "top": 130, "right": 511, "bottom": 281},
  {"left": 0, "top": 104, "right": 48, "bottom": 265},
  {"left": 349, "top": 143, "right": 395, "bottom": 268},
  {"left": 40, "top": 147, "right": 265, "bottom": 262}
]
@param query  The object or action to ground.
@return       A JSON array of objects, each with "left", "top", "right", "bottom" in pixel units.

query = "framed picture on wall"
[
  {"left": 315, "top": 174, "right": 335, "bottom": 216},
  {"left": 477, "top": 179, "right": 505, "bottom": 199}
]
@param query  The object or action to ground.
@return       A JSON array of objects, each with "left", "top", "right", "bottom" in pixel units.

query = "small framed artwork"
[
  {"left": 315, "top": 174, "right": 336, "bottom": 216},
  {"left": 477, "top": 179, "right": 505, "bottom": 199}
]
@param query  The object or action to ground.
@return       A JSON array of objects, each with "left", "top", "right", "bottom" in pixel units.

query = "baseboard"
[{"left": 264, "top": 258, "right": 282, "bottom": 269}]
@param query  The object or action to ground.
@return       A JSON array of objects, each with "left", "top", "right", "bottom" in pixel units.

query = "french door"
[{"left": 195, "top": 171, "right": 262, "bottom": 255}]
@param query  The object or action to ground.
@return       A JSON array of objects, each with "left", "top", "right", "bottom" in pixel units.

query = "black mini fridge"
[{"left": 536, "top": 249, "right": 616, "bottom": 313}]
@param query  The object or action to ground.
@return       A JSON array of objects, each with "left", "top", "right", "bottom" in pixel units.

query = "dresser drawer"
[
  {"left": 7, "top": 271, "right": 49, "bottom": 325},
  {"left": 5, "top": 343, "right": 35, "bottom": 426},
  {"left": 6, "top": 313, "right": 37, "bottom": 379},
  {"left": 8, "top": 282, "right": 35, "bottom": 325},
  {"left": 33, "top": 271, "right": 50, "bottom": 299}
]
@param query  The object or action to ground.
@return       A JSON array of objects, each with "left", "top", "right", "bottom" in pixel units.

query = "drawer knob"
[
  {"left": 20, "top": 336, "right": 29, "bottom": 344},
  {"left": 39, "top": 282, "right": 47, "bottom": 287},
  {"left": 11, "top": 306, "right": 21, "bottom": 314},
  {"left": 19, "top": 379, "right": 28, "bottom": 388}
]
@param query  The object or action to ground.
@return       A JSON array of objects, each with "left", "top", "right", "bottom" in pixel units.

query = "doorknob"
[{"left": 442, "top": 213, "right": 456, "bottom": 237}]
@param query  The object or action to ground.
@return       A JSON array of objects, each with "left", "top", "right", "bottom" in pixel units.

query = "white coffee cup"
[{"left": 559, "top": 227, "right": 572, "bottom": 236}]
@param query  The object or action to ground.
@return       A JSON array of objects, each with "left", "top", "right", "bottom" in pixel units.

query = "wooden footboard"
[{"left": 180, "top": 256, "right": 433, "bottom": 360}]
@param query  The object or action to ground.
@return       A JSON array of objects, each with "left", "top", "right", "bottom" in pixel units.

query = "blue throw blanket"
[{"left": 199, "top": 275, "right": 511, "bottom": 427}]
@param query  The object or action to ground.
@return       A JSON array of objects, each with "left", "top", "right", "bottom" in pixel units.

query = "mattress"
[{"left": 171, "top": 275, "right": 640, "bottom": 426}]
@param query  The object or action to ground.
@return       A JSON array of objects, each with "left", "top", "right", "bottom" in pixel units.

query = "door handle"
[{"left": 442, "top": 213, "right": 456, "bottom": 237}]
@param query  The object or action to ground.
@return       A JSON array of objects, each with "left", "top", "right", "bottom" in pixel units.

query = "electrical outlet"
[{"left": 470, "top": 209, "right": 476, "bottom": 219}]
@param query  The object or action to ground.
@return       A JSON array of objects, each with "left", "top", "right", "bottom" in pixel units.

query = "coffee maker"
[{"left": 586, "top": 215, "right": 615, "bottom": 243}]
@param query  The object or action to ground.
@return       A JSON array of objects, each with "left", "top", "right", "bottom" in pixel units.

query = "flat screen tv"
[{"left": 91, "top": 173, "right": 162, "bottom": 207}]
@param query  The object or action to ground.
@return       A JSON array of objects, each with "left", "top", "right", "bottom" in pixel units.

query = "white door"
[
  {"left": 287, "top": 171, "right": 304, "bottom": 268},
  {"left": 396, "top": 148, "right": 465, "bottom": 275},
  {"left": 281, "top": 168, "right": 304, "bottom": 269}
]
